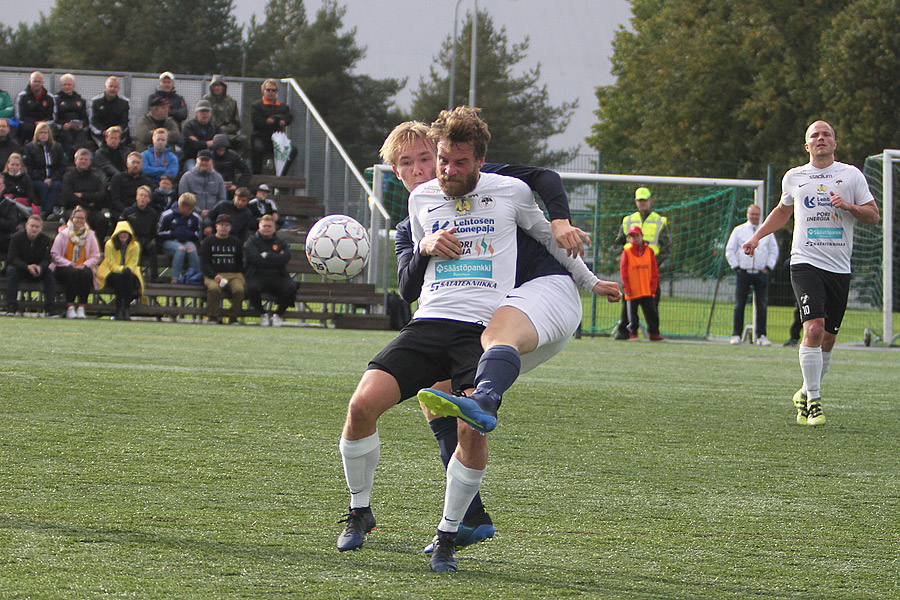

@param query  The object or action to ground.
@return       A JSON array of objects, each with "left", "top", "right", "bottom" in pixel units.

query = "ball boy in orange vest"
[{"left": 620, "top": 225, "right": 664, "bottom": 341}]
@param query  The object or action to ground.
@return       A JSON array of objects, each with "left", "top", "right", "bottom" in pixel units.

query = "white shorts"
[{"left": 497, "top": 274, "right": 583, "bottom": 374}]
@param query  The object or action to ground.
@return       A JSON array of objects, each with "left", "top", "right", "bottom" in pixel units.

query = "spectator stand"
[{"left": 1, "top": 67, "right": 392, "bottom": 329}]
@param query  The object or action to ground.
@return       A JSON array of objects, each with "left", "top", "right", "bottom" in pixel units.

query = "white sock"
[
  {"left": 820, "top": 350, "right": 832, "bottom": 390},
  {"left": 438, "top": 455, "right": 486, "bottom": 533},
  {"left": 799, "top": 346, "right": 823, "bottom": 400},
  {"left": 340, "top": 432, "right": 380, "bottom": 509}
]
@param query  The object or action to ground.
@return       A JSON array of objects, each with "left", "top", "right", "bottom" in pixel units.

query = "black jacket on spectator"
[
  {"left": 244, "top": 230, "right": 291, "bottom": 279},
  {"left": 110, "top": 171, "right": 152, "bottom": 211},
  {"left": 7, "top": 227, "right": 52, "bottom": 271},
  {"left": 54, "top": 90, "right": 89, "bottom": 127},
  {"left": 148, "top": 89, "right": 187, "bottom": 126},
  {"left": 120, "top": 204, "right": 159, "bottom": 248},
  {"left": 151, "top": 187, "right": 177, "bottom": 213},
  {"left": 52, "top": 90, "right": 91, "bottom": 154},
  {"left": 2, "top": 171, "right": 36, "bottom": 205},
  {"left": 205, "top": 200, "right": 253, "bottom": 242},
  {"left": 93, "top": 143, "right": 130, "bottom": 182},
  {"left": 182, "top": 117, "right": 220, "bottom": 160},
  {"left": 90, "top": 93, "right": 131, "bottom": 144},
  {"left": 61, "top": 167, "right": 108, "bottom": 212},
  {"left": 16, "top": 86, "right": 55, "bottom": 135},
  {"left": 211, "top": 134, "right": 251, "bottom": 188},
  {"left": 250, "top": 100, "right": 293, "bottom": 142},
  {"left": 0, "top": 136, "right": 22, "bottom": 172},
  {"left": 0, "top": 196, "right": 23, "bottom": 252},
  {"left": 24, "top": 142, "right": 66, "bottom": 182},
  {"left": 200, "top": 234, "right": 243, "bottom": 277}
]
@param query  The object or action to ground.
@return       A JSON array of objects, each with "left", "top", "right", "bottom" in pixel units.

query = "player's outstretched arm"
[
  {"left": 743, "top": 203, "right": 792, "bottom": 256},
  {"left": 485, "top": 163, "right": 590, "bottom": 257},
  {"left": 593, "top": 279, "right": 621, "bottom": 303},
  {"left": 551, "top": 219, "right": 591, "bottom": 258}
]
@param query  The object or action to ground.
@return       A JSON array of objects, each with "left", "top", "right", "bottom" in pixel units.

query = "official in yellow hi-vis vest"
[{"left": 612, "top": 187, "right": 672, "bottom": 339}]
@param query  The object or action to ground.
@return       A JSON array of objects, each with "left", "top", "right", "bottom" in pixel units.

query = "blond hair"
[
  {"left": 379, "top": 121, "right": 433, "bottom": 166},
  {"left": 178, "top": 193, "right": 196, "bottom": 210}
]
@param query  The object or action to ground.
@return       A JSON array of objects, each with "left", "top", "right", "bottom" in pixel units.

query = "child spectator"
[
  {"left": 151, "top": 174, "right": 177, "bottom": 213},
  {"left": 248, "top": 183, "right": 282, "bottom": 230},
  {"left": 157, "top": 192, "right": 202, "bottom": 283},
  {"left": 121, "top": 185, "right": 159, "bottom": 280},
  {"left": 24, "top": 122, "right": 66, "bottom": 219},
  {"left": 3, "top": 152, "right": 38, "bottom": 216},
  {"left": 620, "top": 225, "right": 664, "bottom": 341}
]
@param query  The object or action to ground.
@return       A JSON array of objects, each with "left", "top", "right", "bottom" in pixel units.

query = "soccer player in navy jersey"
[{"left": 743, "top": 121, "right": 879, "bottom": 426}]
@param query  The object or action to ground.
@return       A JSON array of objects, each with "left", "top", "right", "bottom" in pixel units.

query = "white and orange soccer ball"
[{"left": 305, "top": 215, "right": 371, "bottom": 279}]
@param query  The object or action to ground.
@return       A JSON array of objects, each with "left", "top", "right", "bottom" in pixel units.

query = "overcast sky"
[{"left": 3, "top": 0, "right": 633, "bottom": 152}]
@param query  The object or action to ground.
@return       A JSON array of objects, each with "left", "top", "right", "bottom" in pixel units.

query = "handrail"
[{"left": 280, "top": 78, "right": 389, "bottom": 220}]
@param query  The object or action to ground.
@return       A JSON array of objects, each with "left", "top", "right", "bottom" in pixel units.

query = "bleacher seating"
[{"left": 3, "top": 173, "right": 390, "bottom": 329}]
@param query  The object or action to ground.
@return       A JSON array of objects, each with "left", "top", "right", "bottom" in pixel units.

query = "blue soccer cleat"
[
  {"left": 417, "top": 388, "right": 498, "bottom": 433},
  {"left": 429, "top": 530, "right": 458, "bottom": 572},
  {"left": 424, "top": 511, "right": 495, "bottom": 553},
  {"left": 336, "top": 507, "right": 376, "bottom": 552}
]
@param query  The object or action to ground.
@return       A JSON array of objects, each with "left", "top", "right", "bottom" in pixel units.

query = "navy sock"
[
  {"left": 428, "top": 416, "right": 457, "bottom": 469},
  {"left": 473, "top": 344, "right": 521, "bottom": 409},
  {"left": 428, "top": 415, "right": 485, "bottom": 519}
]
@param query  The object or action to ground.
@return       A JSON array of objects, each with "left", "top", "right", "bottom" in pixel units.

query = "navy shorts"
[
  {"left": 368, "top": 319, "right": 485, "bottom": 401},
  {"left": 790, "top": 263, "right": 851, "bottom": 335}
]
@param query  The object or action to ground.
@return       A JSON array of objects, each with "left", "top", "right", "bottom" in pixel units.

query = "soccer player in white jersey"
[
  {"left": 384, "top": 120, "right": 610, "bottom": 554},
  {"left": 742, "top": 121, "right": 879, "bottom": 426},
  {"left": 335, "top": 107, "right": 619, "bottom": 572}
]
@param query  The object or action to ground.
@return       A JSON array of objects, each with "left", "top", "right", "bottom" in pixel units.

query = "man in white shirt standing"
[
  {"left": 743, "top": 121, "right": 879, "bottom": 427},
  {"left": 725, "top": 203, "right": 779, "bottom": 345}
]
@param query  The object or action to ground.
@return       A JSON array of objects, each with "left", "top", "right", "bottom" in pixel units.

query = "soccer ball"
[{"left": 305, "top": 215, "right": 371, "bottom": 279}]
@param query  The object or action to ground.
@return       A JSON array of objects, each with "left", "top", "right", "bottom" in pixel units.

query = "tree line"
[
  {"left": 588, "top": 0, "right": 900, "bottom": 176},
  {"left": 1, "top": 1, "right": 574, "bottom": 169}
]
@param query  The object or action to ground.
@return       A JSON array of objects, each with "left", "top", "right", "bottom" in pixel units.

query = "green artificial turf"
[{"left": 1, "top": 318, "right": 897, "bottom": 599}]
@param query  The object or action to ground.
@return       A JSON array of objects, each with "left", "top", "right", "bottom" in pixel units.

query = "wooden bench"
[{"left": 0, "top": 278, "right": 389, "bottom": 329}]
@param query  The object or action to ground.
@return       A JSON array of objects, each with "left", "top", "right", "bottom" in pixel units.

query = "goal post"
[
  {"left": 558, "top": 172, "right": 766, "bottom": 339},
  {"left": 861, "top": 151, "right": 898, "bottom": 346}
]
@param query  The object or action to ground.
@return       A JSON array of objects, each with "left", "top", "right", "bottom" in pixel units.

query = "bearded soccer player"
[
  {"left": 743, "top": 121, "right": 879, "bottom": 426},
  {"left": 335, "top": 108, "right": 618, "bottom": 572}
]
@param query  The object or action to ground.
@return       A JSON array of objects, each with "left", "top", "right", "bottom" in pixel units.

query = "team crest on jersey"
[
  {"left": 480, "top": 196, "right": 495, "bottom": 209},
  {"left": 455, "top": 198, "right": 472, "bottom": 215},
  {"left": 835, "top": 179, "right": 843, "bottom": 187},
  {"left": 816, "top": 184, "right": 827, "bottom": 194}
]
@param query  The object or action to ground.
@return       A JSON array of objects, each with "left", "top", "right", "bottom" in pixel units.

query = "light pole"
[{"left": 448, "top": 0, "right": 478, "bottom": 110}]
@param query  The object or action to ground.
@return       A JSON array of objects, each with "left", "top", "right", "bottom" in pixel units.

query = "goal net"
[{"left": 561, "top": 173, "right": 765, "bottom": 339}]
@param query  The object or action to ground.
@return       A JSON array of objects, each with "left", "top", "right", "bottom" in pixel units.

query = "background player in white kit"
[{"left": 742, "top": 121, "right": 879, "bottom": 426}]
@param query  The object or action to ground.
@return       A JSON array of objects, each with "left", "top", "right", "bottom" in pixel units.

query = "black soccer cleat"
[
  {"left": 336, "top": 507, "right": 376, "bottom": 552},
  {"left": 429, "top": 530, "right": 458, "bottom": 572}
]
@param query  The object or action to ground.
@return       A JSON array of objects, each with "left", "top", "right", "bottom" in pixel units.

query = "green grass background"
[{"left": 1, "top": 319, "right": 897, "bottom": 599}]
